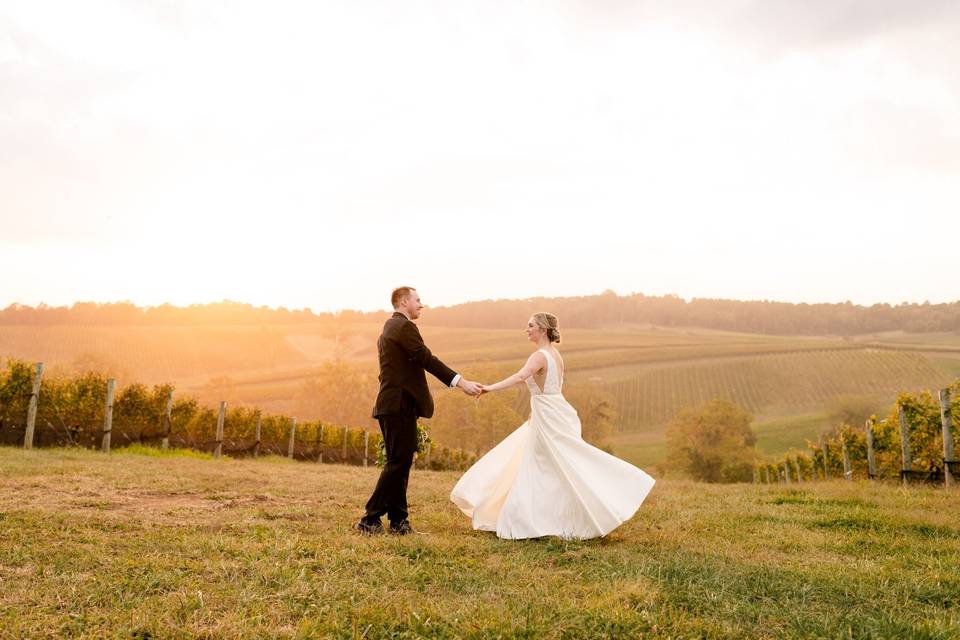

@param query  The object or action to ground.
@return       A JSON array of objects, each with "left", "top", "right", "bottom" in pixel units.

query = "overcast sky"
[{"left": 2, "top": 1, "right": 958, "bottom": 312}]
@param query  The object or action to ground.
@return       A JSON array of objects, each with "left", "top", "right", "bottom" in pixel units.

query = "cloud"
[
  {"left": 569, "top": 0, "right": 960, "bottom": 49},
  {"left": 721, "top": 0, "right": 960, "bottom": 49}
]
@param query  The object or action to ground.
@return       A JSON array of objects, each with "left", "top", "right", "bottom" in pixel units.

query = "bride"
[{"left": 450, "top": 312, "right": 656, "bottom": 540}]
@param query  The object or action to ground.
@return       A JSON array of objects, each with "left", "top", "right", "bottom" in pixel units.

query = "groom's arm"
[{"left": 397, "top": 321, "right": 458, "bottom": 387}]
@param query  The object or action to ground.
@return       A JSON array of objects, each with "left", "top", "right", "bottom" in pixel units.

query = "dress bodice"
[{"left": 525, "top": 348, "right": 563, "bottom": 396}]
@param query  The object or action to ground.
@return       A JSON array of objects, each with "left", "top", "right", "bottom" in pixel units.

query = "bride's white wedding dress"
[{"left": 450, "top": 348, "right": 655, "bottom": 540}]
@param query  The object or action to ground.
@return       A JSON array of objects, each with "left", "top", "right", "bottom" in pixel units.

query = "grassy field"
[{"left": 2, "top": 446, "right": 959, "bottom": 639}]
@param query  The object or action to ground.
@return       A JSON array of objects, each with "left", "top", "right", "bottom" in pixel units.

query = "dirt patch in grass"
[{"left": 0, "top": 449, "right": 336, "bottom": 526}]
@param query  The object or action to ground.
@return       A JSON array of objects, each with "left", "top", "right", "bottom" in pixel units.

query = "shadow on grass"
[
  {"left": 810, "top": 514, "right": 959, "bottom": 540},
  {"left": 767, "top": 490, "right": 877, "bottom": 510}
]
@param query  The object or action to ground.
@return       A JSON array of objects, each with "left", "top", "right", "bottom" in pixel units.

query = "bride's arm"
[{"left": 480, "top": 352, "right": 546, "bottom": 393}]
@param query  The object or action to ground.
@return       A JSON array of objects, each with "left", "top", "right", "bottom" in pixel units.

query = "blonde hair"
[{"left": 531, "top": 312, "right": 560, "bottom": 343}]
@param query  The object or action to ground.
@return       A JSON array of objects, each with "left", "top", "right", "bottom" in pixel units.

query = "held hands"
[{"left": 457, "top": 378, "right": 483, "bottom": 397}]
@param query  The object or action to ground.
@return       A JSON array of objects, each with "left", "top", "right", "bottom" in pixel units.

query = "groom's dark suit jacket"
[{"left": 373, "top": 312, "right": 457, "bottom": 419}]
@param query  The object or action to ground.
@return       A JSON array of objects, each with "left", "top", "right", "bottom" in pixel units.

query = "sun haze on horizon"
[{"left": 2, "top": 1, "right": 958, "bottom": 313}]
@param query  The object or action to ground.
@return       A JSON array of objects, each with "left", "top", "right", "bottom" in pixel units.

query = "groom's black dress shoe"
[
  {"left": 389, "top": 519, "right": 414, "bottom": 535},
  {"left": 355, "top": 519, "right": 384, "bottom": 535}
]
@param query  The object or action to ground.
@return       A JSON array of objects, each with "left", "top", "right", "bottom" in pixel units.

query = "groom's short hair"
[{"left": 391, "top": 286, "right": 415, "bottom": 308}]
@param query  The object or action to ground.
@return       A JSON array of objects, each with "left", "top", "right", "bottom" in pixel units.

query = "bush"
[{"left": 665, "top": 398, "right": 758, "bottom": 482}]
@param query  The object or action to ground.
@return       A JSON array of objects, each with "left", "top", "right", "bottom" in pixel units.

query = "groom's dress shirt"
[{"left": 373, "top": 312, "right": 459, "bottom": 419}]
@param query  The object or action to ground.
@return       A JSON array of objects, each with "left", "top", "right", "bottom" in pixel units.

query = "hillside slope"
[{"left": 3, "top": 324, "right": 957, "bottom": 469}]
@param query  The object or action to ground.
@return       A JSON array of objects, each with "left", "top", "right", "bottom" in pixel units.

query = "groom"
[{"left": 356, "top": 286, "right": 481, "bottom": 535}]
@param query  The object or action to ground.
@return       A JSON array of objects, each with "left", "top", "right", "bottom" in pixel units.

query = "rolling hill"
[{"left": 2, "top": 321, "right": 958, "bottom": 469}]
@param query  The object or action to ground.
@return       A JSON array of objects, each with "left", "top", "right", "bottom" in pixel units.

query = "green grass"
[
  {"left": 609, "top": 430, "right": 667, "bottom": 471},
  {"left": 113, "top": 443, "right": 214, "bottom": 460},
  {"left": 752, "top": 412, "right": 831, "bottom": 455},
  {"left": 2, "top": 447, "right": 959, "bottom": 639}
]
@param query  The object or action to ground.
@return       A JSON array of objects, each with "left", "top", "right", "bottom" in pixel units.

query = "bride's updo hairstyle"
[{"left": 532, "top": 312, "right": 561, "bottom": 344}]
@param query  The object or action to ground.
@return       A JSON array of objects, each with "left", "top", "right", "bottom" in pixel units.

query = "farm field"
[
  {"left": 599, "top": 348, "right": 951, "bottom": 430},
  {"left": 1, "top": 446, "right": 958, "bottom": 639},
  {"left": 853, "top": 331, "right": 960, "bottom": 350},
  {"left": 2, "top": 323, "right": 957, "bottom": 464}
]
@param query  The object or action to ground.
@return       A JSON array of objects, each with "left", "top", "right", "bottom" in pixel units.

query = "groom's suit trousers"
[{"left": 364, "top": 399, "right": 418, "bottom": 523}]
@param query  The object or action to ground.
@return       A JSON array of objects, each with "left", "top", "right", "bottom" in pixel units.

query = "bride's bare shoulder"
[
  {"left": 522, "top": 350, "right": 547, "bottom": 371},
  {"left": 526, "top": 350, "right": 547, "bottom": 364}
]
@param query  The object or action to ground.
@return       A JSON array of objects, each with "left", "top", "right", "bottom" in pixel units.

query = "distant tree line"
[
  {"left": 422, "top": 291, "right": 960, "bottom": 335},
  {"left": 0, "top": 301, "right": 344, "bottom": 325},
  {"left": 3, "top": 292, "right": 959, "bottom": 335}
]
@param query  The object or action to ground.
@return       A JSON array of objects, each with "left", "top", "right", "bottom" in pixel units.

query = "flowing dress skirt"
[{"left": 450, "top": 393, "right": 655, "bottom": 540}]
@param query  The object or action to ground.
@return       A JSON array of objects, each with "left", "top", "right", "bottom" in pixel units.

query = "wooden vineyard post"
[
  {"left": 23, "top": 362, "right": 44, "bottom": 449},
  {"left": 287, "top": 417, "right": 296, "bottom": 459},
  {"left": 425, "top": 442, "right": 432, "bottom": 468},
  {"left": 763, "top": 466, "right": 770, "bottom": 484},
  {"left": 865, "top": 419, "right": 878, "bottom": 480},
  {"left": 898, "top": 404, "right": 912, "bottom": 486},
  {"left": 161, "top": 389, "right": 174, "bottom": 450},
  {"left": 341, "top": 426, "right": 348, "bottom": 463},
  {"left": 940, "top": 388, "right": 955, "bottom": 488},
  {"left": 317, "top": 425, "right": 324, "bottom": 464},
  {"left": 820, "top": 436, "right": 830, "bottom": 481},
  {"left": 841, "top": 436, "right": 852, "bottom": 481},
  {"left": 783, "top": 461, "right": 791, "bottom": 485},
  {"left": 752, "top": 467, "right": 758, "bottom": 484},
  {"left": 793, "top": 458, "right": 802, "bottom": 483},
  {"left": 363, "top": 430, "right": 369, "bottom": 467},
  {"left": 214, "top": 401, "right": 225, "bottom": 459},
  {"left": 101, "top": 378, "right": 116, "bottom": 453},
  {"left": 253, "top": 413, "right": 262, "bottom": 458}
]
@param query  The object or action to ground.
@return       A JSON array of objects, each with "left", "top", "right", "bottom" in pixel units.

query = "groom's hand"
[{"left": 457, "top": 378, "right": 482, "bottom": 397}]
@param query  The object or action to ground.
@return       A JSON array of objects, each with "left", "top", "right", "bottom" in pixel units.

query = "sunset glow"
[{"left": 3, "top": 1, "right": 958, "bottom": 311}]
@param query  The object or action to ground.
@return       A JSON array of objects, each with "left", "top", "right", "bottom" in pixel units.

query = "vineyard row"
[
  {"left": 0, "top": 359, "right": 476, "bottom": 471},
  {"left": 758, "top": 383, "right": 959, "bottom": 488},
  {"left": 609, "top": 349, "right": 949, "bottom": 429}
]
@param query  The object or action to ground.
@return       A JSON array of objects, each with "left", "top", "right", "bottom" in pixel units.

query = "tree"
[
  {"left": 296, "top": 359, "right": 378, "bottom": 428},
  {"left": 665, "top": 398, "right": 758, "bottom": 482},
  {"left": 826, "top": 394, "right": 881, "bottom": 430}
]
